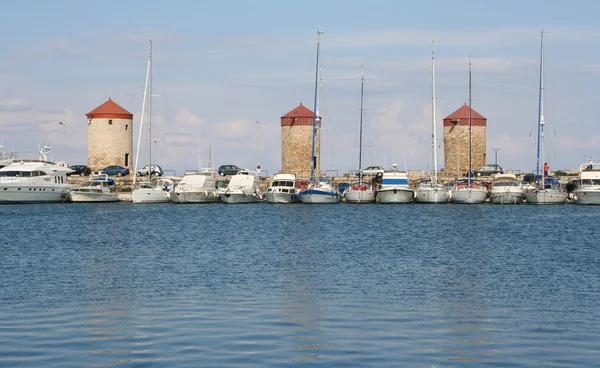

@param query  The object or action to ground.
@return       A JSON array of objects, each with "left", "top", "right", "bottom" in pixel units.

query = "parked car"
[
  {"left": 218, "top": 164, "right": 242, "bottom": 176},
  {"left": 358, "top": 165, "right": 385, "bottom": 176},
  {"left": 67, "top": 165, "right": 91, "bottom": 176},
  {"left": 98, "top": 165, "right": 130, "bottom": 176},
  {"left": 137, "top": 165, "right": 163, "bottom": 177},
  {"left": 473, "top": 164, "right": 503, "bottom": 176}
]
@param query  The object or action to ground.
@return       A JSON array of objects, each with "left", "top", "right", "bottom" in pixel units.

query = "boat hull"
[
  {"left": 525, "top": 190, "right": 567, "bottom": 204},
  {"left": 132, "top": 188, "right": 171, "bottom": 204},
  {"left": 414, "top": 187, "right": 449, "bottom": 204},
  {"left": 451, "top": 188, "right": 487, "bottom": 204},
  {"left": 572, "top": 188, "right": 600, "bottom": 205},
  {"left": 489, "top": 190, "right": 524, "bottom": 204},
  {"left": 265, "top": 192, "right": 299, "bottom": 204},
  {"left": 172, "top": 190, "right": 220, "bottom": 203},
  {"left": 68, "top": 191, "right": 118, "bottom": 203},
  {"left": 0, "top": 185, "right": 70, "bottom": 203},
  {"left": 220, "top": 192, "right": 262, "bottom": 204},
  {"left": 300, "top": 189, "right": 341, "bottom": 204},
  {"left": 345, "top": 189, "right": 376, "bottom": 204},
  {"left": 377, "top": 188, "right": 413, "bottom": 204}
]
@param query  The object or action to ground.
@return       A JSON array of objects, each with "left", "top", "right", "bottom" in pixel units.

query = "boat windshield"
[
  {"left": 493, "top": 181, "right": 520, "bottom": 187},
  {"left": 272, "top": 180, "right": 295, "bottom": 187}
]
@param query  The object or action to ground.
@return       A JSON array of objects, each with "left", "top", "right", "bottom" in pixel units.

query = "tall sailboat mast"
[
  {"left": 358, "top": 65, "right": 365, "bottom": 184},
  {"left": 537, "top": 30, "right": 546, "bottom": 184},
  {"left": 468, "top": 54, "right": 472, "bottom": 187},
  {"left": 310, "top": 30, "right": 322, "bottom": 184},
  {"left": 132, "top": 40, "right": 152, "bottom": 187},
  {"left": 148, "top": 39, "right": 153, "bottom": 183},
  {"left": 431, "top": 41, "right": 438, "bottom": 185}
]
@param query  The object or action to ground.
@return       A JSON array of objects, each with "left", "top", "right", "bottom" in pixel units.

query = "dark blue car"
[{"left": 98, "top": 165, "right": 130, "bottom": 176}]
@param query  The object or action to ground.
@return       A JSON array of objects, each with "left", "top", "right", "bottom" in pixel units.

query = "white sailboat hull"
[
  {"left": 377, "top": 188, "right": 413, "bottom": 204},
  {"left": 171, "top": 190, "right": 220, "bottom": 203},
  {"left": 414, "top": 186, "right": 449, "bottom": 204},
  {"left": 525, "top": 190, "right": 567, "bottom": 204},
  {"left": 451, "top": 188, "right": 487, "bottom": 204},
  {"left": 489, "top": 189, "right": 523, "bottom": 204},
  {"left": 265, "top": 192, "right": 299, "bottom": 204},
  {"left": 300, "top": 188, "right": 341, "bottom": 204},
  {"left": 220, "top": 192, "right": 262, "bottom": 204},
  {"left": 69, "top": 191, "right": 118, "bottom": 203},
  {"left": 572, "top": 188, "right": 600, "bottom": 205},
  {"left": 345, "top": 189, "right": 376, "bottom": 204},
  {"left": 132, "top": 188, "right": 171, "bottom": 203}
]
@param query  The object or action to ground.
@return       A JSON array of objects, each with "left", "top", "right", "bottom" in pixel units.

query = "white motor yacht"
[
  {"left": 489, "top": 173, "right": 524, "bottom": 204},
  {"left": 0, "top": 144, "right": 75, "bottom": 203},
  {"left": 572, "top": 161, "right": 600, "bottom": 204},
  {"left": 265, "top": 173, "right": 300, "bottom": 203},
  {"left": 172, "top": 169, "right": 220, "bottom": 203},
  {"left": 0, "top": 161, "right": 75, "bottom": 203},
  {"left": 220, "top": 170, "right": 263, "bottom": 204},
  {"left": 68, "top": 174, "right": 118, "bottom": 203},
  {"left": 376, "top": 169, "right": 414, "bottom": 204},
  {"left": 132, "top": 178, "right": 174, "bottom": 204}
]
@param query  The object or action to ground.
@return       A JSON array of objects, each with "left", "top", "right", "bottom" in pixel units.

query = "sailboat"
[
  {"left": 298, "top": 30, "right": 341, "bottom": 204},
  {"left": 132, "top": 40, "right": 173, "bottom": 204},
  {"left": 415, "top": 40, "right": 449, "bottom": 204},
  {"left": 345, "top": 66, "right": 376, "bottom": 204},
  {"left": 525, "top": 31, "right": 567, "bottom": 205},
  {"left": 451, "top": 54, "right": 487, "bottom": 204}
]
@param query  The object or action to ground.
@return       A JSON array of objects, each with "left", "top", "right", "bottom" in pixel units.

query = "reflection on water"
[{"left": 0, "top": 203, "right": 599, "bottom": 366}]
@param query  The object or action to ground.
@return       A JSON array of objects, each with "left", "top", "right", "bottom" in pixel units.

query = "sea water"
[{"left": 1, "top": 203, "right": 599, "bottom": 367}]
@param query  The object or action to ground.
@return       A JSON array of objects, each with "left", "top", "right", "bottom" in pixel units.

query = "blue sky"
[{"left": 1, "top": 0, "right": 599, "bottom": 175}]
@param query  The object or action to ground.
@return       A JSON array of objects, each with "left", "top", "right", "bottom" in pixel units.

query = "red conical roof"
[
  {"left": 444, "top": 103, "right": 486, "bottom": 120},
  {"left": 281, "top": 103, "right": 315, "bottom": 118},
  {"left": 86, "top": 98, "right": 133, "bottom": 119}
]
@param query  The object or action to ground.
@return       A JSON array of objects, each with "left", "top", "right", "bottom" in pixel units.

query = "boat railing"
[{"left": 579, "top": 161, "right": 600, "bottom": 173}]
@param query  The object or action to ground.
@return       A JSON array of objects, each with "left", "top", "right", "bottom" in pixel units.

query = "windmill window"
[
  {"left": 109, "top": 119, "right": 113, "bottom": 125},
  {"left": 125, "top": 124, "right": 128, "bottom": 131}
]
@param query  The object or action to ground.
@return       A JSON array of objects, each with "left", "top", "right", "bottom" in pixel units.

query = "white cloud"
[{"left": 0, "top": 98, "right": 32, "bottom": 112}]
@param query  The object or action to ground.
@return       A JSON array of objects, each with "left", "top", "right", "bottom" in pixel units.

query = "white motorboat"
[
  {"left": 376, "top": 168, "right": 414, "bottom": 204},
  {"left": 220, "top": 170, "right": 263, "bottom": 204},
  {"left": 172, "top": 169, "right": 220, "bottom": 203},
  {"left": 415, "top": 41, "right": 448, "bottom": 204},
  {"left": 345, "top": 66, "right": 376, "bottom": 204},
  {"left": 572, "top": 161, "right": 600, "bottom": 204},
  {"left": 0, "top": 144, "right": 75, "bottom": 203},
  {"left": 489, "top": 173, "right": 524, "bottom": 204},
  {"left": 265, "top": 173, "right": 300, "bottom": 203},
  {"left": 449, "top": 55, "right": 486, "bottom": 204},
  {"left": 133, "top": 178, "right": 174, "bottom": 204},
  {"left": 297, "top": 31, "right": 341, "bottom": 205},
  {"left": 68, "top": 174, "right": 118, "bottom": 202},
  {"left": 525, "top": 31, "right": 566, "bottom": 205}
]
